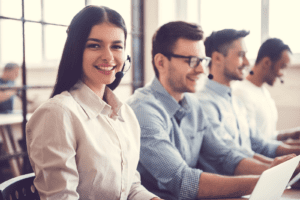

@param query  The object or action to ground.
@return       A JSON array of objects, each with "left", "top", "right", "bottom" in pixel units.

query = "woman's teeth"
[{"left": 95, "top": 65, "right": 115, "bottom": 71}]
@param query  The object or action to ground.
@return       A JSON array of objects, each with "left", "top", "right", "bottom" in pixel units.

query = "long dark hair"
[{"left": 50, "top": 5, "right": 127, "bottom": 98}]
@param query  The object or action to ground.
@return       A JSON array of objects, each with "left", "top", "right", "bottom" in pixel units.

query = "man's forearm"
[
  {"left": 0, "top": 90, "right": 16, "bottom": 102},
  {"left": 253, "top": 153, "right": 273, "bottom": 165},
  {"left": 198, "top": 172, "right": 258, "bottom": 199},
  {"left": 276, "top": 144, "right": 300, "bottom": 156},
  {"left": 234, "top": 158, "right": 269, "bottom": 175}
]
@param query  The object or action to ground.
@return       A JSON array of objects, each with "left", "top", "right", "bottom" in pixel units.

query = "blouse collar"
[{"left": 70, "top": 80, "right": 124, "bottom": 121}]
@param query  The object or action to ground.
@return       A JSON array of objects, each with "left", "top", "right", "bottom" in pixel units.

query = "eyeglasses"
[{"left": 163, "top": 53, "right": 211, "bottom": 69}]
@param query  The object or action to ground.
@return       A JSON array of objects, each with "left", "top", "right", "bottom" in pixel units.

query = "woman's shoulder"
[{"left": 33, "top": 91, "right": 78, "bottom": 116}]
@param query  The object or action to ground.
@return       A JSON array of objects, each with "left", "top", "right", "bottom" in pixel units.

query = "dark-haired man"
[
  {"left": 0, "top": 63, "right": 20, "bottom": 113},
  {"left": 232, "top": 38, "right": 300, "bottom": 142},
  {"left": 127, "top": 22, "right": 294, "bottom": 200},
  {"left": 197, "top": 29, "right": 300, "bottom": 173}
]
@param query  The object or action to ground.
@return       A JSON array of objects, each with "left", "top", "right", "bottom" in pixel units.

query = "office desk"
[
  {"left": 0, "top": 113, "right": 32, "bottom": 177},
  {"left": 204, "top": 188, "right": 300, "bottom": 199}
]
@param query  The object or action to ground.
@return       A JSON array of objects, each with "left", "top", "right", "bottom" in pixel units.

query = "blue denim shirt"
[
  {"left": 197, "top": 79, "right": 281, "bottom": 163},
  {"left": 127, "top": 77, "right": 247, "bottom": 200}
]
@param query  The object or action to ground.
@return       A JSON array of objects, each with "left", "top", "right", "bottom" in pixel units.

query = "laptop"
[{"left": 243, "top": 155, "right": 300, "bottom": 200}]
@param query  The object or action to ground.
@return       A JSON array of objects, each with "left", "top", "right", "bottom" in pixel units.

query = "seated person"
[
  {"left": 0, "top": 63, "right": 20, "bottom": 113},
  {"left": 26, "top": 5, "right": 160, "bottom": 200},
  {"left": 232, "top": 38, "right": 300, "bottom": 143},
  {"left": 127, "top": 21, "right": 293, "bottom": 200},
  {"left": 197, "top": 29, "right": 300, "bottom": 171}
]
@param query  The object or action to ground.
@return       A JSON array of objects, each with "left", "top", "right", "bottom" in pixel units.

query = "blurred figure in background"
[
  {"left": 0, "top": 63, "right": 20, "bottom": 113},
  {"left": 232, "top": 38, "right": 300, "bottom": 144}
]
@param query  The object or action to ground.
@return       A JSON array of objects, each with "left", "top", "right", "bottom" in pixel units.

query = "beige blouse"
[{"left": 26, "top": 80, "right": 156, "bottom": 200}]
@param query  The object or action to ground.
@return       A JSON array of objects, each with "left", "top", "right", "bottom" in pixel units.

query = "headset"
[{"left": 107, "top": 55, "right": 131, "bottom": 90}]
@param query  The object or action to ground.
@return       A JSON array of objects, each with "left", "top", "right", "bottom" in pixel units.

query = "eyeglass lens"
[{"left": 190, "top": 57, "right": 209, "bottom": 68}]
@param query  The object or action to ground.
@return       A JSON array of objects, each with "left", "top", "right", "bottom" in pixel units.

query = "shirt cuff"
[
  {"left": 265, "top": 140, "right": 282, "bottom": 158},
  {"left": 224, "top": 151, "right": 248, "bottom": 175},
  {"left": 179, "top": 168, "right": 202, "bottom": 200}
]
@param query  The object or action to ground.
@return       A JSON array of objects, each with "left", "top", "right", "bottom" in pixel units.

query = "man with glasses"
[
  {"left": 197, "top": 29, "right": 300, "bottom": 174},
  {"left": 127, "top": 21, "right": 293, "bottom": 200}
]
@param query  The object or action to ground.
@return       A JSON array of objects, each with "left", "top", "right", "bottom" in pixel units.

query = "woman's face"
[{"left": 82, "top": 22, "right": 125, "bottom": 91}]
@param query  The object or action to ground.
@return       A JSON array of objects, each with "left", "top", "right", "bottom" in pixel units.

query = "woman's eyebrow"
[{"left": 86, "top": 38, "right": 123, "bottom": 44}]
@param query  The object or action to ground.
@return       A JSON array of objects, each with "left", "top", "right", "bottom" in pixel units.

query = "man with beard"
[
  {"left": 197, "top": 29, "right": 300, "bottom": 175},
  {"left": 127, "top": 23, "right": 297, "bottom": 200},
  {"left": 232, "top": 38, "right": 300, "bottom": 143}
]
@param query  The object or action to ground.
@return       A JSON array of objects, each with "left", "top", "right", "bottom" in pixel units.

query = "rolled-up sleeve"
[
  {"left": 200, "top": 123, "right": 248, "bottom": 175},
  {"left": 250, "top": 129, "right": 282, "bottom": 158},
  {"left": 200, "top": 100, "right": 255, "bottom": 158},
  {"left": 26, "top": 102, "right": 79, "bottom": 200},
  {"left": 132, "top": 102, "right": 201, "bottom": 200}
]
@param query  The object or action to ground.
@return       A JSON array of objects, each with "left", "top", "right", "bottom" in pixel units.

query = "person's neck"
[
  {"left": 159, "top": 77, "right": 183, "bottom": 102},
  {"left": 210, "top": 72, "right": 231, "bottom": 87},
  {"left": 246, "top": 67, "right": 264, "bottom": 87}
]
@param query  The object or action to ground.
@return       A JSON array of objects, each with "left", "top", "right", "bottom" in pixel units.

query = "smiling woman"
[{"left": 25, "top": 5, "right": 159, "bottom": 200}]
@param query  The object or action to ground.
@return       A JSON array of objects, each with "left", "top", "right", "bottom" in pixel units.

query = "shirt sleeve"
[
  {"left": 250, "top": 129, "right": 282, "bottom": 158},
  {"left": 131, "top": 101, "right": 201, "bottom": 200},
  {"left": 128, "top": 170, "right": 158, "bottom": 200},
  {"left": 26, "top": 102, "right": 79, "bottom": 200},
  {"left": 197, "top": 108, "right": 248, "bottom": 175},
  {"left": 199, "top": 99, "right": 255, "bottom": 158}
]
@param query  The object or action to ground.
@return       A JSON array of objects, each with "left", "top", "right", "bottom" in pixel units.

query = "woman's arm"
[
  {"left": 26, "top": 102, "right": 79, "bottom": 199},
  {"left": 128, "top": 170, "right": 163, "bottom": 200}
]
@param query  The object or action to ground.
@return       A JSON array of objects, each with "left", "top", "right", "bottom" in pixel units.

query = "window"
[
  {"left": 200, "top": 0, "right": 261, "bottom": 61},
  {"left": 269, "top": 0, "right": 300, "bottom": 63}
]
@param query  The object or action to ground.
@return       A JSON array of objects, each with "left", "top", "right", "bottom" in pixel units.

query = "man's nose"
[
  {"left": 194, "top": 62, "right": 204, "bottom": 74},
  {"left": 243, "top": 56, "right": 250, "bottom": 66}
]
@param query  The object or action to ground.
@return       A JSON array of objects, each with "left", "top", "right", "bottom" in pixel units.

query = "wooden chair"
[{"left": 0, "top": 173, "right": 40, "bottom": 200}]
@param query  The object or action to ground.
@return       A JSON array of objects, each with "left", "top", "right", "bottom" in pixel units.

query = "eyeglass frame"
[{"left": 162, "top": 53, "right": 211, "bottom": 69}]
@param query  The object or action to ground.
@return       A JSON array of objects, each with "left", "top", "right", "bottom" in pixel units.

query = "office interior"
[{"left": 0, "top": 0, "right": 299, "bottom": 183}]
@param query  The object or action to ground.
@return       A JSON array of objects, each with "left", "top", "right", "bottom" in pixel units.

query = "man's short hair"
[
  {"left": 204, "top": 29, "right": 249, "bottom": 66},
  {"left": 255, "top": 38, "right": 291, "bottom": 65},
  {"left": 4, "top": 63, "right": 19, "bottom": 71},
  {"left": 152, "top": 21, "right": 204, "bottom": 78}
]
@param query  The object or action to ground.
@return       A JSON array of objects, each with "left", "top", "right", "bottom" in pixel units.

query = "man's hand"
[
  {"left": 291, "top": 131, "right": 300, "bottom": 140},
  {"left": 269, "top": 154, "right": 296, "bottom": 168}
]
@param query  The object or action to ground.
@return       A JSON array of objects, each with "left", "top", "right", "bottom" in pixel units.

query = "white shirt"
[
  {"left": 232, "top": 80, "right": 278, "bottom": 140},
  {"left": 26, "top": 81, "right": 156, "bottom": 200}
]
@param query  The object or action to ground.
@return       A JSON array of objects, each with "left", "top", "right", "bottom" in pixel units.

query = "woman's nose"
[{"left": 102, "top": 47, "right": 114, "bottom": 61}]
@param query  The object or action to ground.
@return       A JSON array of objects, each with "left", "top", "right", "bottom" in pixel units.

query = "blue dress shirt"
[
  {"left": 197, "top": 79, "right": 281, "bottom": 164},
  {"left": 0, "top": 78, "right": 15, "bottom": 113},
  {"left": 127, "top": 77, "right": 248, "bottom": 200}
]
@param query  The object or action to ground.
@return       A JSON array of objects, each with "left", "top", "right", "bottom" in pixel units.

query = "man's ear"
[
  {"left": 154, "top": 53, "right": 167, "bottom": 74},
  {"left": 211, "top": 51, "right": 224, "bottom": 67},
  {"left": 261, "top": 57, "right": 272, "bottom": 70}
]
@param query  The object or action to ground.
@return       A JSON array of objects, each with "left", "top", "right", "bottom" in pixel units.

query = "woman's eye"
[
  {"left": 86, "top": 43, "right": 100, "bottom": 49},
  {"left": 112, "top": 45, "right": 123, "bottom": 50}
]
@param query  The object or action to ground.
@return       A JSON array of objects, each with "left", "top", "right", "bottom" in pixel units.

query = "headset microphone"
[
  {"left": 107, "top": 55, "right": 131, "bottom": 90},
  {"left": 279, "top": 77, "right": 284, "bottom": 84}
]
